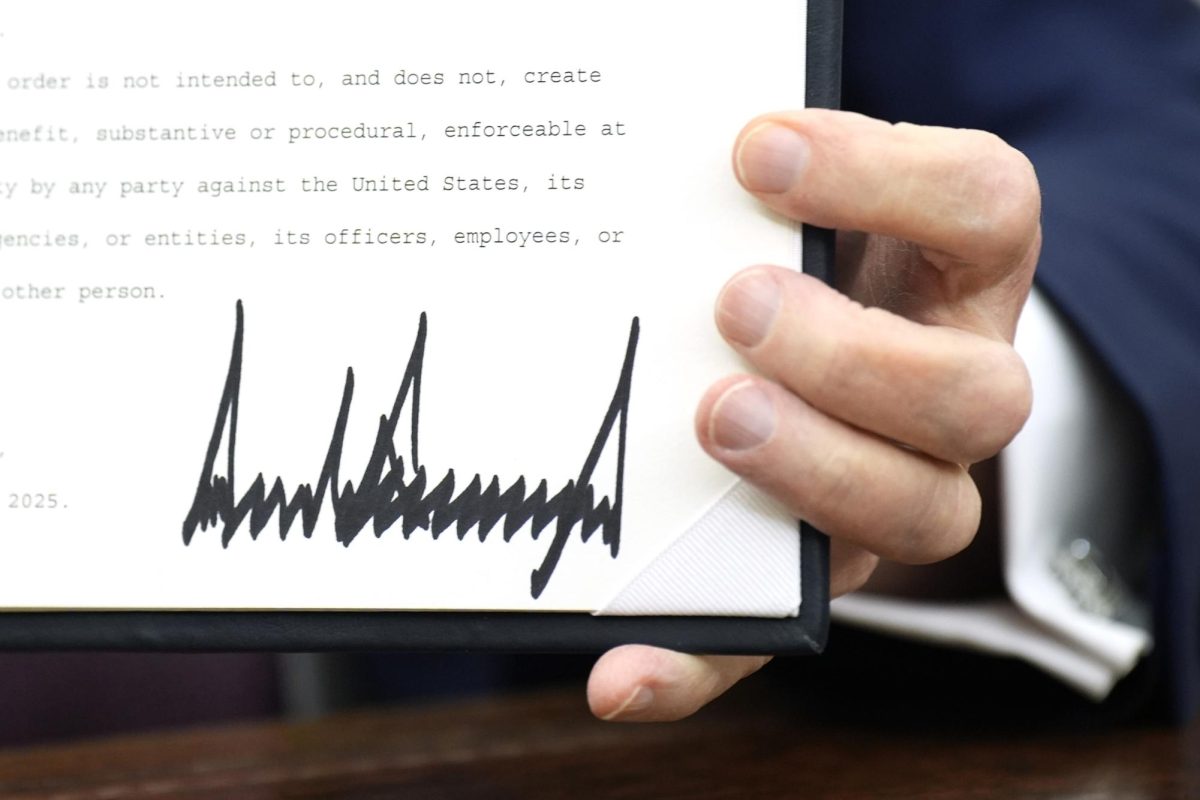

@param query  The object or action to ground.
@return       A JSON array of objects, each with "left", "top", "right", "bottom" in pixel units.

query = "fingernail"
[
  {"left": 736, "top": 123, "right": 811, "bottom": 193},
  {"left": 717, "top": 270, "right": 781, "bottom": 347},
  {"left": 711, "top": 381, "right": 777, "bottom": 451},
  {"left": 602, "top": 686, "right": 655, "bottom": 721}
]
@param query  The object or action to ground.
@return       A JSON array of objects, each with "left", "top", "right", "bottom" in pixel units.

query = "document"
[{"left": 0, "top": 1, "right": 813, "bottom": 616}]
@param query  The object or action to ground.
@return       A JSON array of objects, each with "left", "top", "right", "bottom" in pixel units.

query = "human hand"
[{"left": 588, "top": 110, "right": 1040, "bottom": 722}]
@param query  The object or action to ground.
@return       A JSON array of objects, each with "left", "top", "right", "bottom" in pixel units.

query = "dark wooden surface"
[{"left": 0, "top": 680, "right": 1196, "bottom": 800}]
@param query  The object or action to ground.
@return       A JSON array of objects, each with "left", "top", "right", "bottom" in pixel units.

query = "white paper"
[{"left": 0, "top": 0, "right": 807, "bottom": 612}]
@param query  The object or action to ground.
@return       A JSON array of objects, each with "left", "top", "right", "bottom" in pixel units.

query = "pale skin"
[{"left": 586, "top": 109, "right": 1041, "bottom": 722}]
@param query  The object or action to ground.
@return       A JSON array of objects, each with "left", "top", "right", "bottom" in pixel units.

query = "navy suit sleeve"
[{"left": 843, "top": 0, "right": 1200, "bottom": 721}]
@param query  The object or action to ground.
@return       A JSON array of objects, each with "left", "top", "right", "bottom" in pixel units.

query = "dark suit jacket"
[{"left": 844, "top": 0, "right": 1200, "bottom": 721}]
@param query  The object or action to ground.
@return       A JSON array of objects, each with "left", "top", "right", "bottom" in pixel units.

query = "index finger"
[{"left": 734, "top": 110, "right": 1041, "bottom": 275}]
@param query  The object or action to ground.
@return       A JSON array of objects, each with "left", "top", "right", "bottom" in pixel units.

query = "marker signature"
[{"left": 182, "top": 302, "right": 639, "bottom": 598}]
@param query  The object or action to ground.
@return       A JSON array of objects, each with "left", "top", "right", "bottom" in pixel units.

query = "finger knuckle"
[
  {"left": 833, "top": 549, "right": 880, "bottom": 596},
  {"left": 802, "top": 290, "right": 874, "bottom": 395},
  {"left": 807, "top": 446, "right": 862, "bottom": 522},
  {"left": 899, "top": 467, "right": 981, "bottom": 564},
  {"left": 923, "top": 341, "right": 1032, "bottom": 464},
  {"left": 969, "top": 134, "right": 1042, "bottom": 264},
  {"left": 839, "top": 567, "right": 875, "bottom": 596},
  {"left": 954, "top": 345, "right": 1033, "bottom": 462}
]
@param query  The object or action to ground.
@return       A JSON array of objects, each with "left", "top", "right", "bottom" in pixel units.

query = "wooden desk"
[{"left": 0, "top": 684, "right": 1195, "bottom": 799}]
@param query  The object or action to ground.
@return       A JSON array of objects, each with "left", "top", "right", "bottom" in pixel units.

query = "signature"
[{"left": 182, "top": 302, "right": 639, "bottom": 599}]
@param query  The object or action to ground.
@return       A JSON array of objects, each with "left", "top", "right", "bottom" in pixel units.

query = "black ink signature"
[{"left": 182, "top": 302, "right": 639, "bottom": 599}]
